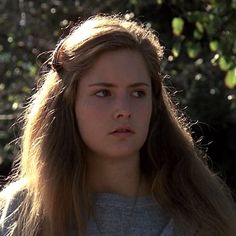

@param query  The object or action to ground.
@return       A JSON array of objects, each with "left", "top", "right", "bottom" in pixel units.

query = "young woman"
[{"left": 0, "top": 14, "right": 235, "bottom": 236}]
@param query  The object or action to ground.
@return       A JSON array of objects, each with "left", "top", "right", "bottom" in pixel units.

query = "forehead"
[{"left": 79, "top": 49, "right": 151, "bottom": 86}]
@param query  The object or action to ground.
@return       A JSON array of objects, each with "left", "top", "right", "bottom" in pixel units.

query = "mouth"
[{"left": 109, "top": 127, "right": 135, "bottom": 135}]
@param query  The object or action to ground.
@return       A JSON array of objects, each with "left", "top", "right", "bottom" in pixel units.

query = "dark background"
[{"left": 0, "top": 0, "right": 236, "bottom": 194}]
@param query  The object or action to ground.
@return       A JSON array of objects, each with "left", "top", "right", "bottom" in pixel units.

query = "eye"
[
  {"left": 95, "top": 89, "right": 111, "bottom": 97},
  {"left": 132, "top": 90, "right": 146, "bottom": 98}
]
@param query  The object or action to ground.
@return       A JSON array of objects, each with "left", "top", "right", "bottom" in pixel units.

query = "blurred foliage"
[{"left": 0, "top": 0, "right": 236, "bottom": 190}]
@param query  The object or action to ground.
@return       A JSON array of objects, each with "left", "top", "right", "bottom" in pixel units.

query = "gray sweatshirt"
[{"left": 0, "top": 192, "right": 181, "bottom": 236}]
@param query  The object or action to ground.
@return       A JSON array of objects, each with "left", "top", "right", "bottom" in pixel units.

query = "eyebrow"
[{"left": 88, "top": 82, "right": 150, "bottom": 88}]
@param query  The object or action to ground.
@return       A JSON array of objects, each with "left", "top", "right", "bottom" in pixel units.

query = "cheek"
[
  {"left": 145, "top": 105, "right": 152, "bottom": 132},
  {"left": 139, "top": 98, "right": 152, "bottom": 122},
  {"left": 75, "top": 104, "right": 94, "bottom": 146},
  {"left": 146, "top": 98, "right": 152, "bottom": 117},
  {"left": 132, "top": 100, "right": 152, "bottom": 137},
  {"left": 75, "top": 100, "right": 108, "bottom": 134},
  {"left": 143, "top": 99, "right": 153, "bottom": 134}
]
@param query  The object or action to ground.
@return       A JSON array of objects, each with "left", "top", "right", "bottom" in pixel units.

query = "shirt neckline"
[{"left": 92, "top": 192, "right": 159, "bottom": 208}]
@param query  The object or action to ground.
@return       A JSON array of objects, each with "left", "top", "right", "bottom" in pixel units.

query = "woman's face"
[{"left": 75, "top": 49, "right": 152, "bottom": 160}]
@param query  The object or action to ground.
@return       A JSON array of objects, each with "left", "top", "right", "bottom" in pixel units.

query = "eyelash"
[
  {"left": 94, "top": 89, "right": 146, "bottom": 98},
  {"left": 95, "top": 89, "right": 111, "bottom": 97},
  {"left": 132, "top": 90, "right": 146, "bottom": 98}
]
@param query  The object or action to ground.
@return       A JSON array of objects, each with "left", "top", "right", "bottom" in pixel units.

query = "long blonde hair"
[{"left": 1, "top": 14, "right": 236, "bottom": 235}]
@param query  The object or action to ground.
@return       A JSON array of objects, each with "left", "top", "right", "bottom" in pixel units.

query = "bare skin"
[
  {"left": 87, "top": 151, "right": 150, "bottom": 197},
  {"left": 75, "top": 49, "right": 152, "bottom": 197}
]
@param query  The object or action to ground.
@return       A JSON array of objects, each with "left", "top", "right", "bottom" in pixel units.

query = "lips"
[{"left": 110, "top": 127, "right": 135, "bottom": 134}]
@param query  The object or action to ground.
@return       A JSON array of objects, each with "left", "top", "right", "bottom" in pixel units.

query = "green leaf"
[
  {"left": 205, "top": 21, "right": 216, "bottom": 35},
  {"left": 186, "top": 11, "right": 202, "bottom": 22},
  {"left": 187, "top": 42, "right": 201, "bottom": 58},
  {"left": 29, "top": 65, "right": 37, "bottom": 77},
  {"left": 172, "top": 41, "right": 181, "bottom": 57},
  {"left": 12, "top": 102, "right": 19, "bottom": 110},
  {"left": 233, "top": 41, "right": 236, "bottom": 54},
  {"left": 225, "top": 68, "right": 236, "bottom": 89},
  {"left": 210, "top": 53, "right": 220, "bottom": 65},
  {"left": 172, "top": 17, "right": 184, "bottom": 36},
  {"left": 209, "top": 41, "right": 219, "bottom": 52},
  {"left": 193, "top": 29, "right": 203, "bottom": 39},
  {"left": 156, "top": 0, "right": 163, "bottom": 4},
  {"left": 231, "top": 0, "right": 236, "bottom": 9},
  {"left": 219, "top": 56, "right": 231, "bottom": 71},
  {"left": 195, "top": 22, "right": 204, "bottom": 33},
  {"left": 22, "top": 86, "right": 31, "bottom": 94},
  {"left": 130, "top": 0, "right": 138, "bottom": 5}
]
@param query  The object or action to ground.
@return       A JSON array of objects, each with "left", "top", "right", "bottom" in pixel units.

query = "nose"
[
  {"left": 114, "top": 110, "right": 131, "bottom": 119},
  {"left": 113, "top": 97, "right": 131, "bottom": 120}
]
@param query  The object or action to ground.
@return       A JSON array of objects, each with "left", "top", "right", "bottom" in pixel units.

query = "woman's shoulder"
[{"left": 0, "top": 179, "right": 27, "bottom": 235}]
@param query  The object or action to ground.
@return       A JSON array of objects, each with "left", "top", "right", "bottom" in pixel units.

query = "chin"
[{"left": 105, "top": 149, "right": 140, "bottom": 159}]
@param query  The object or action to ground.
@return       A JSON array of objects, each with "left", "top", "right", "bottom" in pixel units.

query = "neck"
[{"left": 86, "top": 153, "right": 150, "bottom": 197}]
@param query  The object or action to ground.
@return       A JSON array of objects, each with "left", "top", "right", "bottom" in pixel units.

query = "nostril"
[{"left": 114, "top": 110, "right": 131, "bottom": 119}]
